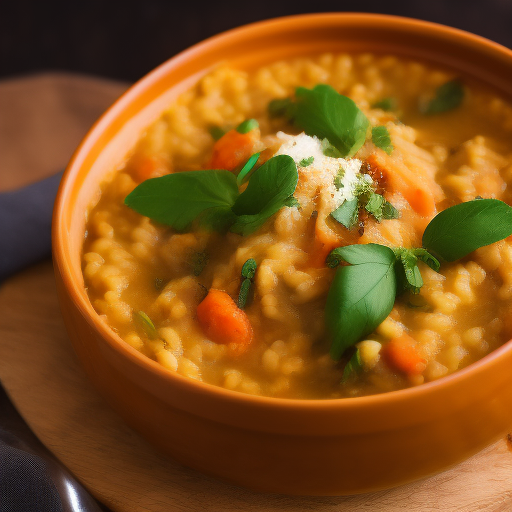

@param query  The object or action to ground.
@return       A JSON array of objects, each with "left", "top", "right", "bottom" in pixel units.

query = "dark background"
[{"left": 1, "top": 0, "right": 511, "bottom": 83}]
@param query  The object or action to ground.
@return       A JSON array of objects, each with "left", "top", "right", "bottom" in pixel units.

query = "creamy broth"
[{"left": 82, "top": 53, "right": 512, "bottom": 398}]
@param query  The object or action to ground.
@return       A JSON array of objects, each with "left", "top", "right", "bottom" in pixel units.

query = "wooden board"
[{"left": 1, "top": 73, "right": 512, "bottom": 512}]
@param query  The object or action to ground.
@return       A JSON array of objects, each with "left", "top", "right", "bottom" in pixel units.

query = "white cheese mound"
[{"left": 274, "top": 132, "right": 365, "bottom": 209}]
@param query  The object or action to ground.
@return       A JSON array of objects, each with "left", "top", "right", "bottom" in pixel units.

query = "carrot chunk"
[
  {"left": 208, "top": 129, "right": 259, "bottom": 171},
  {"left": 132, "top": 155, "right": 168, "bottom": 182},
  {"left": 197, "top": 289, "right": 253, "bottom": 354},
  {"left": 382, "top": 333, "right": 426, "bottom": 375}
]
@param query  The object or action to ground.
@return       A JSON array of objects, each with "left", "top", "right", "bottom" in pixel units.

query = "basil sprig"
[
  {"left": 325, "top": 199, "right": 512, "bottom": 358},
  {"left": 125, "top": 155, "right": 298, "bottom": 236}
]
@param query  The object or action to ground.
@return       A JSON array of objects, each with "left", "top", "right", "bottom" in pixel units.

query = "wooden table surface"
[{"left": 1, "top": 73, "right": 512, "bottom": 512}]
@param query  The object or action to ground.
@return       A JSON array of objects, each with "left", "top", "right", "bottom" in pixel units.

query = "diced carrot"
[
  {"left": 403, "top": 186, "right": 436, "bottom": 218},
  {"left": 306, "top": 187, "right": 342, "bottom": 267},
  {"left": 382, "top": 333, "right": 426, "bottom": 375},
  {"left": 367, "top": 153, "right": 441, "bottom": 218},
  {"left": 133, "top": 155, "right": 167, "bottom": 182},
  {"left": 196, "top": 289, "right": 253, "bottom": 354},
  {"left": 207, "top": 129, "right": 260, "bottom": 171},
  {"left": 309, "top": 229, "right": 340, "bottom": 267}
]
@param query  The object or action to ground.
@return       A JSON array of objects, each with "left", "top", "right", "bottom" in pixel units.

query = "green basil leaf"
[
  {"left": 293, "top": 85, "right": 370, "bottom": 158},
  {"left": 325, "top": 244, "right": 397, "bottom": 359},
  {"left": 134, "top": 311, "right": 158, "bottom": 340},
  {"left": 299, "top": 156, "right": 314, "bottom": 167},
  {"left": 125, "top": 170, "right": 239, "bottom": 231},
  {"left": 231, "top": 155, "right": 298, "bottom": 235},
  {"left": 422, "top": 79, "right": 464, "bottom": 115},
  {"left": 236, "top": 118, "right": 259, "bottom": 134},
  {"left": 422, "top": 199, "right": 512, "bottom": 261},
  {"left": 371, "top": 126, "right": 393, "bottom": 155},
  {"left": 237, "top": 152, "right": 261, "bottom": 185},
  {"left": 331, "top": 198, "right": 359, "bottom": 230},
  {"left": 371, "top": 98, "right": 396, "bottom": 111}
]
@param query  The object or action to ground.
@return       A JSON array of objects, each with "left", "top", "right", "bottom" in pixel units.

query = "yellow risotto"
[{"left": 82, "top": 53, "right": 512, "bottom": 399}]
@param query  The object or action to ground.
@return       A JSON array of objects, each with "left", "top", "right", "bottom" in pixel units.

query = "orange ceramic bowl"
[{"left": 53, "top": 14, "right": 512, "bottom": 495}]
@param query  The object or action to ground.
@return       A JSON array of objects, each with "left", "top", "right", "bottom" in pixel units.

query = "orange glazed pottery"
[{"left": 53, "top": 14, "right": 512, "bottom": 495}]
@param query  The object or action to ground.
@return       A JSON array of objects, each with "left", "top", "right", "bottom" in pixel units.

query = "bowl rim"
[{"left": 53, "top": 12, "right": 512, "bottom": 415}]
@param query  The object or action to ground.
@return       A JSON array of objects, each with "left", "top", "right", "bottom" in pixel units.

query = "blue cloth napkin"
[
  {"left": 0, "top": 172, "right": 108, "bottom": 511},
  {"left": 0, "top": 171, "right": 63, "bottom": 283}
]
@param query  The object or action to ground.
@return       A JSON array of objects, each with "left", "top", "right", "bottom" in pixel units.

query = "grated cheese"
[{"left": 275, "top": 132, "right": 366, "bottom": 209}]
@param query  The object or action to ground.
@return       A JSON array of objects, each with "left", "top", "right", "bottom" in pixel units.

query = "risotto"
[{"left": 82, "top": 53, "right": 512, "bottom": 399}]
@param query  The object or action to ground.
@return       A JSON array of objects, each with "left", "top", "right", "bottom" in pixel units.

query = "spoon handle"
[{"left": 0, "top": 381, "right": 108, "bottom": 512}]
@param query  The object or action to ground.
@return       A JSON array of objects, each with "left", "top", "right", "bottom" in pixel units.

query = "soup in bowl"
[{"left": 53, "top": 14, "right": 512, "bottom": 495}]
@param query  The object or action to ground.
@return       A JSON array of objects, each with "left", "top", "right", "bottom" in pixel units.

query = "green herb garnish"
[
  {"left": 330, "top": 175, "right": 400, "bottom": 229},
  {"left": 231, "top": 155, "right": 298, "bottom": 236},
  {"left": 237, "top": 258, "right": 257, "bottom": 309},
  {"left": 331, "top": 198, "right": 359, "bottom": 230},
  {"left": 371, "top": 126, "right": 394, "bottom": 155},
  {"left": 371, "top": 98, "right": 396, "bottom": 111},
  {"left": 421, "top": 79, "right": 464, "bottom": 115},
  {"left": 237, "top": 152, "right": 260, "bottom": 185},
  {"left": 191, "top": 251, "right": 209, "bottom": 276},
  {"left": 326, "top": 244, "right": 397, "bottom": 360},
  {"left": 236, "top": 119, "right": 259, "bottom": 134},
  {"left": 209, "top": 126, "right": 226, "bottom": 141},
  {"left": 268, "top": 98, "right": 294, "bottom": 118},
  {"left": 422, "top": 198, "right": 512, "bottom": 261},
  {"left": 393, "top": 248, "right": 440, "bottom": 294},
  {"left": 342, "top": 348, "right": 363, "bottom": 382},
  {"left": 299, "top": 156, "right": 314, "bottom": 167},
  {"left": 134, "top": 311, "right": 158, "bottom": 340},
  {"left": 125, "top": 155, "right": 298, "bottom": 237},
  {"left": 325, "top": 199, "right": 512, "bottom": 358},
  {"left": 366, "top": 192, "right": 400, "bottom": 222},
  {"left": 333, "top": 168, "right": 345, "bottom": 190}
]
